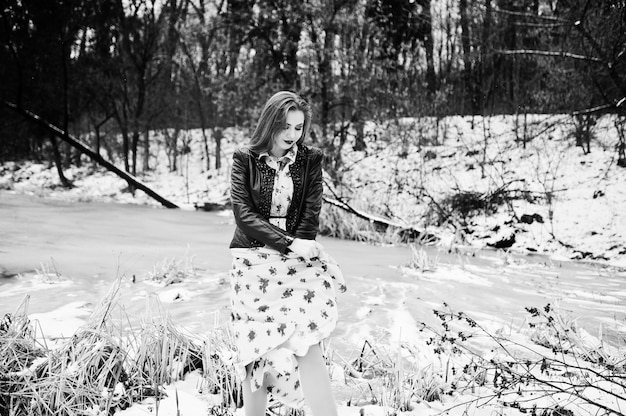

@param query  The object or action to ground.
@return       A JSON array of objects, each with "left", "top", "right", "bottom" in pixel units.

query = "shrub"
[{"left": 419, "top": 303, "right": 626, "bottom": 416}]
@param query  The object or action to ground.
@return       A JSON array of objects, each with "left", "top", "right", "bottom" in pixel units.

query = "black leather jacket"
[{"left": 229, "top": 144, "right": 324, "bottom": 254}]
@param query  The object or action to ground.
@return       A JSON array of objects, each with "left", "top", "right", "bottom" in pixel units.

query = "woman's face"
[{"left": 272, "top": 110, "right": 305, "bottom": 156}]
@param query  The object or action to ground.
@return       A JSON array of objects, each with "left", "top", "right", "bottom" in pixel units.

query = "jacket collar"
[{"left": 258, "top": 144, "right": 298, "bottom": 163}]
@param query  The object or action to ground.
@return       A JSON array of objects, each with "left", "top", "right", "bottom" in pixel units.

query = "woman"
[{"left": 229, "top": 91, "right": 346, "bottom": 416}]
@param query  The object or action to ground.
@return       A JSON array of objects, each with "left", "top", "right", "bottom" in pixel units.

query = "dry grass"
[
  {"left": 34, "top": 258, "right": 68, "bottom": 283},
  {"left": 336, "top": 338, "right": 449, "bottom": 412},
  {"left": 1, "top": 280, "right": 133, "bottom": 415},
  {"left": 200, "top": 325, "right": 242, "bottom": 410},
  {"left": 145, "top": 251, "right": 197, "bottom": 285},
  {"left": 4, "top": 263, "right": 622, "bottom": 416},
  {"left": 0, "top": 277, "right": 204, "bottom": 415},
  {"left": 127, "top": 296, "right": 203, "bottom": 403},
  {"left": 405, "top": 244, "right": 439, "bottom": 273},
  {"left": 0, "top": 297, "right": 47, "bottom": 415}
]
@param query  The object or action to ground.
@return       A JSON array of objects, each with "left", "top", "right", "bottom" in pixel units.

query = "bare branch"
[
  {"left": 477, "top": 3, "right": 570, "bottom": 24},
  {"left": 494, "top": 49, "right": 602, "bottom": 62},
  {"left": 573, "top": 20, "right": 626, "bottom": 100},
  {"left": 571, "top": 104, "right": 616, "bottom": 116}
]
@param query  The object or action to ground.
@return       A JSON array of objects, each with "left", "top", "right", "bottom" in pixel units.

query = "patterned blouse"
[{"left": 258, "top": 145, "right": 298, "bottom": 231}]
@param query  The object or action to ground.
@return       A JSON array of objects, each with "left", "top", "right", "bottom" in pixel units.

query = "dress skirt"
[{"left": 229, "top": 246, "right": 346, "bottom": 408}]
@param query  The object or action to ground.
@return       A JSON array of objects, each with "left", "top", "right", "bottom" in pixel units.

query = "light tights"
[{"left": 241, "top": 344, "right": 338, "bottom": 416}]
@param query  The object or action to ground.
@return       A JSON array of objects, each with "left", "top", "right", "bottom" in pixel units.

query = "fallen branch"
[
  {"left": 4, "top": 101, "right": 178, "bottom": 209},
  {"left": 322, "top": 176, "right": 437, "bottom": 243}
]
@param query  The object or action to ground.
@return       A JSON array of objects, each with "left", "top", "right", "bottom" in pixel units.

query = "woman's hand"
[{"left": 288, "top": 238, "right": 323, "bottom": 259}]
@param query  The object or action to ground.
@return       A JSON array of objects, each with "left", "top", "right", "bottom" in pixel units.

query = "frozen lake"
[{"left": 1, "top": 191, "right": 625, "bottom": 351}]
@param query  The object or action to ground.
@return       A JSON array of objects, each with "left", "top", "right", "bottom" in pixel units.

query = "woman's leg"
[
  {"left": 296, "top": 344, "right": 338, "bottom": 416},
  {"left": 242, "top": 365, "right": 268, "bottom": 416}
]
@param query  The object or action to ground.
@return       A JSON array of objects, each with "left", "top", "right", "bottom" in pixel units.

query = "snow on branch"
[{"left": 494, "top": 49, "right": 602, "bottom": 62}]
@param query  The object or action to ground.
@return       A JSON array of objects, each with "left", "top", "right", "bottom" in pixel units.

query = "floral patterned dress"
[{"left": 229, "top": 145, "right": 346, "bottom": 408}]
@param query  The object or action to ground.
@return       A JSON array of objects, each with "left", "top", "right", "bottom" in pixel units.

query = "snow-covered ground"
[
  {"left": 1, "top": 114, "right": 624, "bottom": 266},
  {"left": 1, "top": 113, "right": 625, "bottom": 416}
]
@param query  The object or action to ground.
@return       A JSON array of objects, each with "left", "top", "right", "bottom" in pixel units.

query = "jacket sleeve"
[
  {"left": 294, "top": 148, "right": 323, "bottom": 240},
  {"left": 230, "top": 148, "right": 294, "bottom": 253}
]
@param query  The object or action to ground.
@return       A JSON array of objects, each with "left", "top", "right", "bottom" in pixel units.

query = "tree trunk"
[
  {"left": 479, "top": 0, "right": 493, "bottom": 113},
  {"left": 73, "top": 135, "right": 82, "bottom": 167},
  {"left": 131, "top": 129, "right": 139, "bottom": 177},
  {"left": 195, "top": 66, "right": 210, "bottom": 172},
  {"left": 121, "top": 124, "right": 130, "bottom": 173},
  {"left": 280, "top": 6, "right": 302, "bottom": 90},
  {"left": 91, "top": 113, "right": 112, "bottom": 157},
  {"left": 6, "top": 101, "right": 178, "bottom": 208},
  {"left": 61, "top": 33, "right": 72, "bottom": 171},
  {"left": 165, "top": 127, "right": 180, "bottom": 172},
  {"left": 214, "top": 128, "right": 223, "bottom": 170},
  {"left": 498, "top": 0, "right": 518, "bottom": 105},
  {"left": 419, "top": 0, "right": 437, "bottom": 95},
  {"left": 63, "top": 141, "right": 72, "bottom": 169},
  {"left": 316, "top": 16, "right": 336, "bottom": 172},
  {"left": 50, "top": 135, "right": 72, "bottom": 188},
  {"left": 459, "top": 0, "right": 475, "bottom": 113},
  {"left": 618, "top": 135, "right": 626, "bottom": 167},
  {"left": 94, "top": 125, "right": 102, "bottom": 169},
  {"left": 202, "top": 128, "right": 210, "bottom": 172},
  {"left": 143, "top": 126, "right": 150, "bottom": 172},
  {"left": 353, "top": 120, "right": 366, "bottom": 152},
  {"left": 95, "top": 125, "right": 101, "bottom": 157}
]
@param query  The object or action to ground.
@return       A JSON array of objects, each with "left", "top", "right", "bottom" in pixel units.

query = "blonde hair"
[{"left": 248, "top": 91, "right": 312, "bottom": 153}]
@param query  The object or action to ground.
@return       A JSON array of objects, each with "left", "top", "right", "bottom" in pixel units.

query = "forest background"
[{"left": 2, "top": 0, "right": 626, "bottom": 174}]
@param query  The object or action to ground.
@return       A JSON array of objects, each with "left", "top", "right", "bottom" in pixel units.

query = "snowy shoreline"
[{"left": 2, "top": 114, "right": 625, "bottom": 268}]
